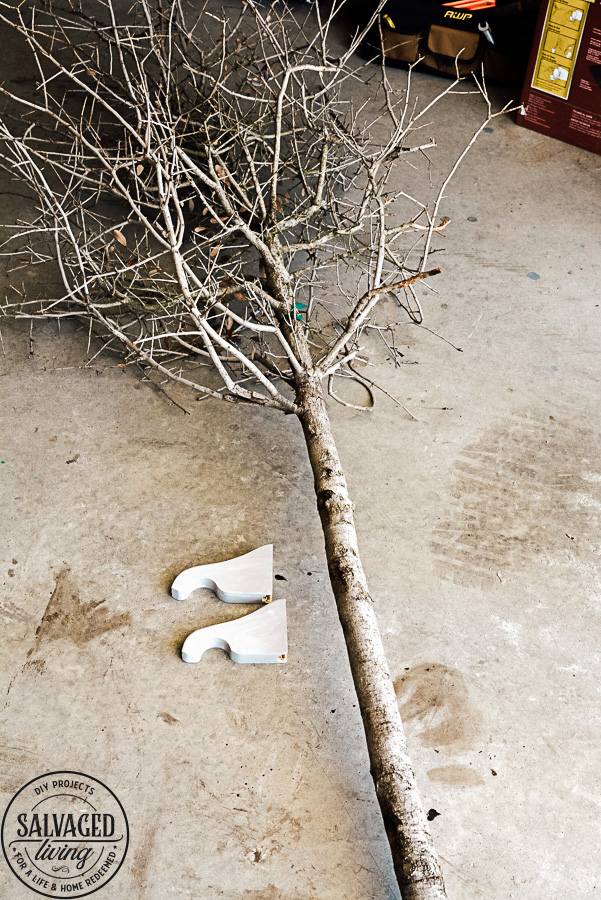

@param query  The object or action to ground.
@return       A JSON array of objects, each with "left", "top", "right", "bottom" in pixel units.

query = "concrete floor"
[{"left": 1, "top": 5, "right": 601, "bottom": 899}]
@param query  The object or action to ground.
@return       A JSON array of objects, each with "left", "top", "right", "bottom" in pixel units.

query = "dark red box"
[{"left": 518, "top": 0, "right": 601, "bottom": 154}]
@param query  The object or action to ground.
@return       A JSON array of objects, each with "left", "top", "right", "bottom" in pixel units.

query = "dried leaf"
[
  {"left": 113, "top": 229, "right": 127, "bottom": 247},
  {"left": 285, "top": 191, "right": 290, "bottom": 203},
  {"left": 259, "top": 260, "right": 266, "bottom": 278},
  {"left": 188, "top": 198, "right": 195, "bottom": 211},
  {"left": 233, "top": 292, "right": 247, "bottom": 302},
  {"left": 202, "top": 207, "right": 209, "bottom": 215},
  {"left": 136, "top": 164, "right": 144, "bottom": 176},
  {"left": 275, "top": 197, "right": 283, "bottom": 213},
  {"left": 225, "top": 316, "right": 234, "bottom": 332},
  {"left": 194, "top": 226, "right": 208, "bottom": 233},
  {"left": 210, "top": 245, "right": 221, "bottom": 258}
]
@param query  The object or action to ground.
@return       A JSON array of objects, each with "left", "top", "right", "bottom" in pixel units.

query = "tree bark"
[{"left": 295, "top": 372, "right": 447, "bottom": 900}]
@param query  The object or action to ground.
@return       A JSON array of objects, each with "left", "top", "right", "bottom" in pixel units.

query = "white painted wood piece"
[
  {"left": 171, "top": 544, "right": 273, "bottom": 603},
  {"left": 181, "top": 599, "right": 287, "bottom": 664}
]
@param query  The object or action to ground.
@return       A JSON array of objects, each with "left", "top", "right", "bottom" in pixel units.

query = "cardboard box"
[{"left": 518, "top": 0, "right": 601, "bottom": 154}]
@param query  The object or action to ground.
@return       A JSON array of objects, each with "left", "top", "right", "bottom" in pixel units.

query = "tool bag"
[{"left": 362, "top": 0, "right": 539, "bottom": 84}]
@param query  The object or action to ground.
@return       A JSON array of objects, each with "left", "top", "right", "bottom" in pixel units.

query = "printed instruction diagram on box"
[{"left": 532, "top": 0, "right": 592, "bottom": 98}]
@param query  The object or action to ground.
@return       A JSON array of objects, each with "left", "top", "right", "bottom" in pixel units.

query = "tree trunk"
[{"left": 295, "top": 372, "right": 447, "bottom": 900}]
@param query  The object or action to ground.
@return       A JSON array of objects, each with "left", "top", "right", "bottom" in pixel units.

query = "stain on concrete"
[
  {"left": 207, "top": 886, "right": 310, "bottom": 900},
  {"left": 394, "top": 663, "right": 481, "bottom": 750},
  {"left": 0, "top": 599, "right": 34, "bottom": 624},
  {"left": 158, "top": 711, "right": 180, "bottom": 726},
  {"left": 252, "top": 809, "right": 303, "bottom": 858},
  {"left": 23, "top": 659, "right": 46, "bottom": 675},
  {"left": 427, "top": 765, "right": 485, "bottom": 787},
  {"left": 431, "top": 411, "right": 601, "bottom": 586},
  {"left": 0, "top": 743, "right": 48, "bottom": 794},
  {"left": 243, "top": 886, "right": 308, "bottom": 899},
  {"left": 33, "top": 567, "right": 131, "bottom": 650},
  {"left": 131, "top": 817, "right": 159, "bottom": 895}
]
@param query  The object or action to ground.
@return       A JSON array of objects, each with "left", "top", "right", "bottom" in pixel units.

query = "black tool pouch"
[{"left": 366, "top": 0, "right": 538, "bottom": 84}]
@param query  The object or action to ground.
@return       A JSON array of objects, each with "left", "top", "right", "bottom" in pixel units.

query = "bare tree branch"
[{"left": 0, "top": 3, "right": 509, "bottom": 897}]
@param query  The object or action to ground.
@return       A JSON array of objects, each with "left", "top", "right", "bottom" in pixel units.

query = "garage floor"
[{"left": 1, "top": 4, "right": 601, "bottom": 899}]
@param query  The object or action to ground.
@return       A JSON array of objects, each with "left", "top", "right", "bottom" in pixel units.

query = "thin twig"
[
  {"left": 135, "top": 362, "right": 191, "bottom": 414},
  {"left": 349, "top": 360, "right": 419, "bottom": 421}
]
